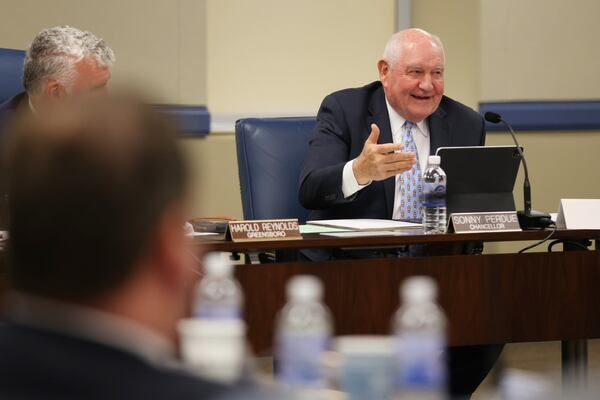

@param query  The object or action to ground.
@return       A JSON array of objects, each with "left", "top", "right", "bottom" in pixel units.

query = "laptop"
[{"left": 435, "top": 146, "right": 522, "bottom": 215}]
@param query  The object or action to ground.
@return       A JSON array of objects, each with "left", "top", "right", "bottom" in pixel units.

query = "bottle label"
[
  {"left": 276, "top": 333, "right": 328, "bottom": 386},
  {"left": 394, "top": 332, "right": 446, "bottom": 390},
  {"left": 194, "top": 305, "right": 241, "bottom": 319},
  {"left": 422, "top": 183, "right": 446, "bottom": 208}
]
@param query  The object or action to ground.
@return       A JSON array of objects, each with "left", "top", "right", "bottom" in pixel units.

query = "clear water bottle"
[
  {"left": 393, "top": 276, "right": 447, "bottom": 400},
  {"left": 275, "top": 275, "right": 333, "bottom": 398},
  {"left": 422, "top": 155, "right": 447, "bottom": 234},
  {"left": 193, "top": 252, "right": 243, "bottom": 319},
  {"left": 180, "top": 252, "right": 247, "bottom": 383}
]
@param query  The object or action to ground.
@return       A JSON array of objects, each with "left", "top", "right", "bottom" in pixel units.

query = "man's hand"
[{"left": 352, "top": 124, "right": 417, "bottom": 184}]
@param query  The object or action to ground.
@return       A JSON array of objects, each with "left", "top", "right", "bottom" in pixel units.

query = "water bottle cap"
[
  {"left": 400, "top": 276, "right": 437, "bottom": 303},
  {"left": 428, "top": 155, "right": 441, "bottom": 165},
  {"left": 286, "top": 275, "right": 323, "bottom": 301},
  {"left": 203, "top": 252, "right": 233, "bottom": 277}
]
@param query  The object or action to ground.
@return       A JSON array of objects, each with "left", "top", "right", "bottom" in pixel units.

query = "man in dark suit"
[
  {"left": 299, "top": 28, "right": 484, "bottom": 218},
  {"left": 299, "top": 28, "right": 500, "bottom": 398},
  {"left": 0, "top": 95, "right": 270, "bottom": 399}
]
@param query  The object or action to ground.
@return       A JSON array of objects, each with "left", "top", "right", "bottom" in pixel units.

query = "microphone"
[{"left": 484, "top": 112, "right": 552, "bottom": 229}]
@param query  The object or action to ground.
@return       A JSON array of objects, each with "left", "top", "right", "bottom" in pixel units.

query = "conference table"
[{"left": 195, "top": 228, "right": 600, "bottom": 386}]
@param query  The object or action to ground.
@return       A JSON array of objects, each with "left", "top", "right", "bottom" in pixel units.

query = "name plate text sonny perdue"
[{"left": 449, "top": 211, "right": 521, "bottom": 233}]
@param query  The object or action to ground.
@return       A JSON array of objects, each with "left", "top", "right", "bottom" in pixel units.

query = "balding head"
[
  {"left": 382, "top": 28, "right": 445, "bottom": 70},
  {"left": 377, "top": 28, "right": 446, "bottom": 122}
]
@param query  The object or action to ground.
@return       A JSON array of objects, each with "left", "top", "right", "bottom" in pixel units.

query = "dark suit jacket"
[
  {"left": 0, "top": 321, "right": 262, "bottom": 400},
  {"left": 0, "top": 91, "right": 28, "bottom": 137},
  {"left": 298, "top": 81, "right": 485, "bottom": 221},
  {"left": 0, "top": 92, "right": 28, "bottom": 228}
]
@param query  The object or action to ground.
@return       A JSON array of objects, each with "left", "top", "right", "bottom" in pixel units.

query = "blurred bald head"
[{"left": 6, "top": 93, "right": 188, "bottom": 302}]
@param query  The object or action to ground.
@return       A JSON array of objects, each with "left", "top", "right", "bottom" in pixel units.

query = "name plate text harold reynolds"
[{"left": 227, "top": 219, "right": 302, "bottom": 242}]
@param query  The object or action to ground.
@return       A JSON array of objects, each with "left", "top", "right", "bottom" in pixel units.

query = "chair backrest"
[
  {"left": 0, "top": 48, "right": 26, "bottom": 103},
  {"left": 235, "top": 117, "right": 316, "bottom": 223}
]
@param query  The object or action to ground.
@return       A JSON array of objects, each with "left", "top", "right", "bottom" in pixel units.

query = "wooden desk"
[{"left": 196, "top": 229, "right": 600, "bottom": 385}]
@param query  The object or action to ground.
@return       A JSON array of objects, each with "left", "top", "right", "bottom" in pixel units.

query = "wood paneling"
[{"left": 235, "top": 250, "right": 600, "bottom": 353}]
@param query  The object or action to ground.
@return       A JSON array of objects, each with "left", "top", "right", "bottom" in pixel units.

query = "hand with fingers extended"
[{"left": 352, "top": 123, "right": 417, "bottom": 184}]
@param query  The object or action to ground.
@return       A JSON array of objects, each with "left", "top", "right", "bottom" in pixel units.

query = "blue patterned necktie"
[{"left": 398, "top": 120, "right": 422, "bottom": 221}]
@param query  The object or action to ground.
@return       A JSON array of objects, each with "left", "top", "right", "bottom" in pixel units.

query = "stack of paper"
[{"left": 306, "top": 219, "right": 421, "bottom": 231}]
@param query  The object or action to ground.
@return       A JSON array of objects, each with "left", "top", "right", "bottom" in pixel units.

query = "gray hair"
[
  {"left": 23, "top": 25, "right": 115, "bottom": 94},
  {"left": 382, "top": 28, "right": 444, "bottom": 69}
]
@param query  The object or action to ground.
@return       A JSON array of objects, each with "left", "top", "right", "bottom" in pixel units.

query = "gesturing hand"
[{"left": 352, "top": 124, "right": 417, "bottom": 184}]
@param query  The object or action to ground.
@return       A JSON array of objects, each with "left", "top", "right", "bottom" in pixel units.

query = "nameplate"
[
  {"left": 449, "top": 211, "right": 521, "bottom": 233},
  {"left": 226, "top": 219, "right": 302, "bottom": 242},
  {"left": 556, "top": 199, "right": 600, "bottom": 229}
]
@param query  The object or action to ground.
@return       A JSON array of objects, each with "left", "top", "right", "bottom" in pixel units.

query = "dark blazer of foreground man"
[
  {"left": 299, "top": 28, "right": 500, "bottom": 399},
  {"left": 0, "top": 96, "right": 271, "bottom": 400}
]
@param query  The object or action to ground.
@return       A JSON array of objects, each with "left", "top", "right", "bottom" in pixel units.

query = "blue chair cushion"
[{"left": 0, "top": 48, "right": 25, "bottom": 103}]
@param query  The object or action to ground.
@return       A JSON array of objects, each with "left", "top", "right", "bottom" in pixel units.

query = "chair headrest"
[{"left": 0, "top": 48, "right": 26, "bottom": 103}]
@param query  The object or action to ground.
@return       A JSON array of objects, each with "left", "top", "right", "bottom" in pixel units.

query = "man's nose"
[{"left": 419, "top": 74, "right": 433, "bottom": 91}]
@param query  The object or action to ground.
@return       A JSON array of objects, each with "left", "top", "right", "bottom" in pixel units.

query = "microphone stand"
[{"left": 499, "top": 119, "right": 551, "bottom": 229}]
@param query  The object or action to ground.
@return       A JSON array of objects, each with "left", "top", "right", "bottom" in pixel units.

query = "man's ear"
[
  {"left": 377, "top": 59, "right": 390, "bottom": 83},
  {"left": 150, "top": 205, "right": 194, "bottom": 289},
  {"left": 44, "top": 79, "right": 67, "bottom": 98}
]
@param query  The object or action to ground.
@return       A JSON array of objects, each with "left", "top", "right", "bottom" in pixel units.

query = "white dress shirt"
[{"left": 341, "top": 98, "right": 430, "bottom": 220}]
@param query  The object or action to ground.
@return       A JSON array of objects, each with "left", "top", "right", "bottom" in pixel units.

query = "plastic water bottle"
[
  {"left": 178, "top": 318, "right": 247, "bottom": 383},
  {"left": 193, "top": 252, "right": 243, "bottom": 319},
  {"left": 422, "top": 155, "right": 447, "bottom": 234},
  {"left": 179, "top": 252, "right": 247, "bottom": 382},
  {"left": 393, "top": 276, "right": 447, "bottom": 400},
  {"left": 275, "top": 275, "right": 333, "bottom": 398}
]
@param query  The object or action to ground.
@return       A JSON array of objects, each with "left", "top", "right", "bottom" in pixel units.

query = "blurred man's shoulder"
[{"left": 0, "top": 322, "right": 248, "bottom": 400}]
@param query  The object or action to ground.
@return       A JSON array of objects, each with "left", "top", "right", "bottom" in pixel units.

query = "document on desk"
[
  {"left": 320, "top": 230, "right": 411, "bottom": 238},
  {"left": 300, "top": 224, "right": 351, "bottom": 234},
  {"left": 185, "top": 232, "right": 220, "bottom": 237},
  {"left": 307, "top": 219, "right": 422, "bottom": 231}
]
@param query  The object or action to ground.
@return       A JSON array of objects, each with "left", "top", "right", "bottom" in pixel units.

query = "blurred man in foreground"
[{"left": 0, "top": 94, "right": 263, "bottom": 399}]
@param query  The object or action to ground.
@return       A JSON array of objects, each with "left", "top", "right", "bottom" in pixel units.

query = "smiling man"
[
  {"left": 298, "top": 29, "right": 497, "bottom": 399},
  {"left": 299, "top": 28, "right": 484, "bottom": 218}
]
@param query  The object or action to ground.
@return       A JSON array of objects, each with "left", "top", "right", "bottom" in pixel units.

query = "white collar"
[
  {"left": 27, "top": 95, "right": 36, "bottom": 114},
  {"left": 4, "top": 291, "right": 178, "bottom": 369},
  {"left": 384, "top": 97, "right": 429, "bottom": 138}
]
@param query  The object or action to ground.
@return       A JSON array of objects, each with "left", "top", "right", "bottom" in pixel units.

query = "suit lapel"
[
  {"left": 428, "top": 97, "right": 451, "bottom": 154},
  {"left": 368, "top": 86, "right": 395, "bottom": 219}
]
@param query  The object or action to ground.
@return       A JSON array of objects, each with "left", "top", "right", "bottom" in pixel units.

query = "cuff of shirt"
[{"left": 342, "top": 159, "right": 372, "bottom": 198}]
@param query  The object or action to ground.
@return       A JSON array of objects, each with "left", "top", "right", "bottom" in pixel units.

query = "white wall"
[
  {"left": 0, "top": 0, "right": 206, "bottom": 105},
  {"left": 481, "top": 0, "right": 600, "bottom": 101},
  {"left": 206, "top": 0, "right": 395, "bottom": 116}
]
